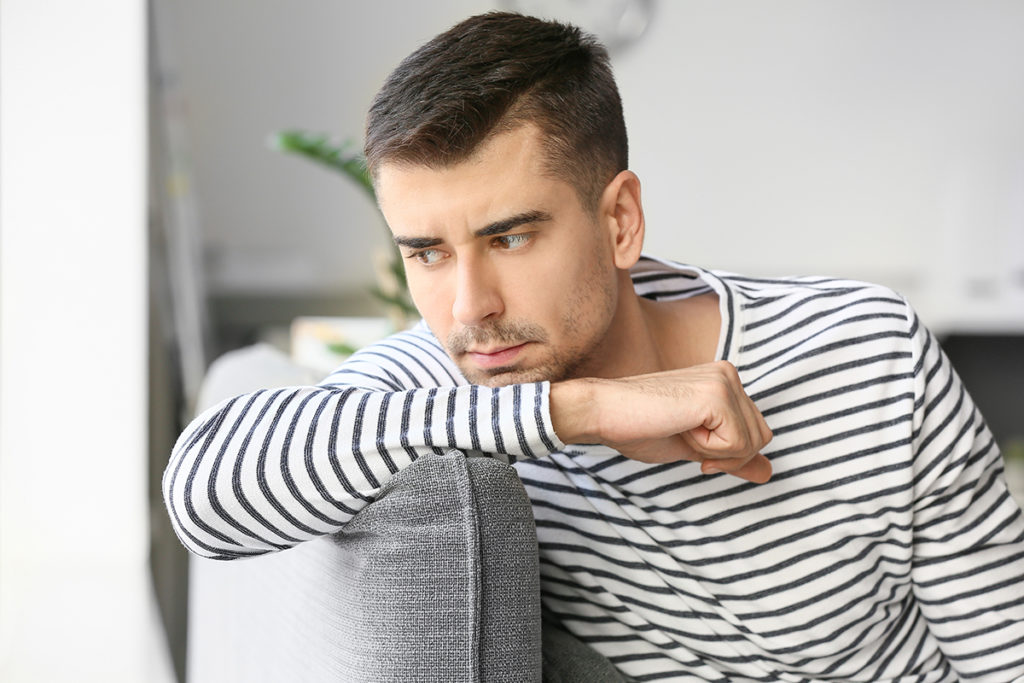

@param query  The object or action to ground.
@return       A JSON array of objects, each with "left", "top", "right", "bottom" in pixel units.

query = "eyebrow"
[
  {"left": 474, "top": 210, "right": 552, "bottom": 237},
  {"left": 393, "top": 210, "right": 552, "bottom": 249},
  {"left": 393, "top": 235, "right": 443, "bottom": 249}
]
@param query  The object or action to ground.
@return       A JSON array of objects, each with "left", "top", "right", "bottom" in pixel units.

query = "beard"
[
  {"left": 447, "top": 318, "right": 586, "bottom": 386},
  {"left": 445, "top": 260, "right": 618, "bottom": 387}
]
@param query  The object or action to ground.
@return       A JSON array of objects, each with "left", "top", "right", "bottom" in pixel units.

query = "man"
[{"left": 165, "top": 12, "right": 1024, "bottom": 681}]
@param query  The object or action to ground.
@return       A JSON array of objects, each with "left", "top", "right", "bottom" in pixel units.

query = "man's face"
[{"left": 376, "top": 126, "right": 620, "bottom": 387}]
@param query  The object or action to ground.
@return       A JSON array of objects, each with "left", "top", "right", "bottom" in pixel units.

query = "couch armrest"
[{"left": 188, "top": 451, "right": 542, "bottom": 682}]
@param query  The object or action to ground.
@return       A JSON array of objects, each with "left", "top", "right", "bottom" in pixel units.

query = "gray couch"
[
  {"left": 185, "top": 345, "right": 622, "bottom": 682},
  {"left": 186, "top": 451, "right": 623, "bottom": 682}
]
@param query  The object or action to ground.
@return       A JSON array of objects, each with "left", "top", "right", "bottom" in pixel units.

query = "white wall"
[
  {"left": 166, "top": 1, "right": 1024, "bottom": 332},
  {"left": 157, "top": 0, "right": 492, "bottom": 296},
  {"left": 617, "top": 0, "right": 1024, "bottom": 333},
  {"left": 0, "top": 1, "right": 174, "bottom": 681}
]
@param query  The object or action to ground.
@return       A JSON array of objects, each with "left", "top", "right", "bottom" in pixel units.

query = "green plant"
[{"left": 270, "top": 130, "right": 417, "bottom": 321}]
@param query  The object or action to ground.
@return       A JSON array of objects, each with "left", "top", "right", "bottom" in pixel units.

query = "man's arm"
[
  {"left": 164, "top": 334, "right": 772, "bottom": 561},
  {"left": 551, "top": 360, "right": 774, "bottom": 483},
  {"left": 162, "top": 333, "right": 561, "bottom": 560},
  {"left": 904, "top": 308, "right": 1024, "bottom": 680}
]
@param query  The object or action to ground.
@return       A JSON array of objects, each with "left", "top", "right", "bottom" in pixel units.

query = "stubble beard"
[
  {"left": 446, "top": 262, "right": 618, "bottom": 388},
  {"left": 448, "top": 318, "right": 589, "bottom": 387}
]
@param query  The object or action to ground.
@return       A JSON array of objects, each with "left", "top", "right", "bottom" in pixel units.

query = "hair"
[{"left": 364, "top": 12, "right": 628, "bottom": 210}]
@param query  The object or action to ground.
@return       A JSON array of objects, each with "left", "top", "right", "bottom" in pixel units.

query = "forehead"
[
  {"left": 375, "top": 126, "right": 577, "bottom": 233},
  {"left": 378, "top": 125, "right": 544, "bottom": 191}
]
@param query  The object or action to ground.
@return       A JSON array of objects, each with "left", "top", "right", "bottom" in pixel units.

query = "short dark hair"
[{"left": 365, "top": 12, "right": 628, "bottom": 209}]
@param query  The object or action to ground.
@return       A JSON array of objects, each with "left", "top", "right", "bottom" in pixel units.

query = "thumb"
[{"left": 701, "top": 453, "right": 773, "bottom": 483}]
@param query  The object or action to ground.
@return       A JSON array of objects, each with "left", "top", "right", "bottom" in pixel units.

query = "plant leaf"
[{"left": 271, "top": 130, "right": 376, "bottom": 201}]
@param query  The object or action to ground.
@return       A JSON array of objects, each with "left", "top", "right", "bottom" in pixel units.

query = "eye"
[
  {"left": 493, "top": 233, "right": 531, "bottom": 250},
  {"left": 408, "top": 248, "right": 446, "bottom": 265}
]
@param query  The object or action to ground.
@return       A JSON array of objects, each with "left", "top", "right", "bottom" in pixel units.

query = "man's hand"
[{"left": 550, "top": 361, "right": 773, "bottom": 483}]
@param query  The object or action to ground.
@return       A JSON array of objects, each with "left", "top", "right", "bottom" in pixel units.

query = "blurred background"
[{"left": 2, "top": 1, "right": 1022, "bottom": 681}]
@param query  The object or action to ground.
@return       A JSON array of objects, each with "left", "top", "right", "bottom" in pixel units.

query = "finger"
[
  {"left": 701, "top": 453, "right": 772, "bottom": 483},
  {"left": 695, "top": 449, "right": 753, "bottom": 474},
  {"left": 717, "top": 361, "right": 772, "bottom": 451},
  {"left": 734, "top": 455, "right": 773, "bottom": 484},
  {"left": 758, "top": 416, "right": 774, "bottom": 448},
  {"left": 732, "top": 390, "right": 769, "bottom": 448},
  {"left": 733, "top": 389, "right": 772, "bottom": 449},
  {"left": 703, "top": 393, "right": 763, "bottom": 456},
  {"left": 615, "top": 435, "right": 702, "bottom": 464},
  {"left": 682, "top": 418, "right": 754, "bottom": 459}
]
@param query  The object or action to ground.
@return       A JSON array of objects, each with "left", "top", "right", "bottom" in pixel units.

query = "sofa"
[{"left": 184, "top": 344, "right": 623, "bottom": 682}]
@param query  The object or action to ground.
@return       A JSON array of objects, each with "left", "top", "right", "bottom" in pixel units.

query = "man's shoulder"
[
  {"left": 715, "top": 270, "right": 907, "bottom": 306},
  {"left": 633, "top": 255, "right": 910, "bottom": 317},
  {"left": 715, "top": 270, "right": 915, "bottom": 343},
  {"left": 719, "top": 270, "right": 920, "bottom": 378}
]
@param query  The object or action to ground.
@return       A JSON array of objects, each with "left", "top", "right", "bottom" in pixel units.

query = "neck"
[{"left": 576, "top": 270, "right": 721, "bottom": 380}]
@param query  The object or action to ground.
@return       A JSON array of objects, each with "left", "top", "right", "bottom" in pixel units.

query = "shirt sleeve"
[
  {"left": 906, "top": 304, "right": 1024, "bottom": 681},
  {"left": 162, "top": 339, "right": 564, "bottom": 560}
]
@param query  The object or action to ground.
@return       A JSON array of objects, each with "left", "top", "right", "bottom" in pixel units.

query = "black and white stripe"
[
  {"left": 163, "top": 323, "right": 558, "bottom": 560},
  {"left": 164, "top": 258, "right": 1024, "bottom": 681}
]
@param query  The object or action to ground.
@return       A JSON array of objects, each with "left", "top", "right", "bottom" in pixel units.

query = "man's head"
[
  {"left": 364, "top": 11, "right": 628, "bottom": 211},
  {"left": 369, "top": 13, "right": 645, "bottom": 387}
]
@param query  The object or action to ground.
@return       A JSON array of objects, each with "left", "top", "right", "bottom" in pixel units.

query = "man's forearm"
[
  {"left": 165, "top": 357, "right": 774, "bottom": 561},
  {"left": 549, "top": 378, "right": 600, "bottom": 444},
  {"left": 550, "top": 361, "right": 773, "bottom": 483},
  {"left": 163, "top": 382, "right": 561, "bottom": 560}
]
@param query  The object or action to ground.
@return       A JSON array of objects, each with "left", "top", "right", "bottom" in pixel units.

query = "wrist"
[{"left": 549, "top": 378, "right": 602, "bottom": 445}]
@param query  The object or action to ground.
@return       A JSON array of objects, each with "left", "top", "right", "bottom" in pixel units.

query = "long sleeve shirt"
[{"left": 164, "top": 257, "right": 1024, "bottom": 682}]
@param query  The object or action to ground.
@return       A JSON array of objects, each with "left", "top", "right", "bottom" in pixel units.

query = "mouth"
[{"left": 465, "top": 342, "right": 530, "bottom": 369}]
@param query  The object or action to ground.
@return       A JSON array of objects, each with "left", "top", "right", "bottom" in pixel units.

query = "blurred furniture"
[
  {"left": 186, "top": 344, "right": 624, "bottom": 681},
  {"left": 187, "top": 449, "right": 544, "bottom": 682}
]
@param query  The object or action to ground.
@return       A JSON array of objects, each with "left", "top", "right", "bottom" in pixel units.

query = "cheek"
[
  {"left": 509, "top": 235, "right": 608, "bottom": 318},
  {"left": 407, "top": 273, "right": 451, "bottom": 327},
  {"left": 502, "top": 262, "right": 560, "bottom": 313},
  {"left": 562, "top": 246, "right": 617, "bottom": 327}
]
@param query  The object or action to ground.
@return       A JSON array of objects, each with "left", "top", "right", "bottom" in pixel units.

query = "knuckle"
[{"left": 713, "top": 360, "right": 739, "bottom": 379}]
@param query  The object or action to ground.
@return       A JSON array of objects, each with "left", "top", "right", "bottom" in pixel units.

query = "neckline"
[{"left": 629, "top": 256, "right": 739, "bottom": 364}]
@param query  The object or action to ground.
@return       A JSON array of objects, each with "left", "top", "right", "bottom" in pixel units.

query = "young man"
[{"left": 166, "top": 13, "right": 1024, "bottom": 681}]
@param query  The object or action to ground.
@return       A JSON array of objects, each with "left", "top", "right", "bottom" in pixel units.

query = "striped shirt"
[{"left": 164, "top": 257, "right": 1024, "bottom": 682}]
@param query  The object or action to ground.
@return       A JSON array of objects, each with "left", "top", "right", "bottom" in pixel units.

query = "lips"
[{"left": 466, "top": 342, "right": 529, "bottom": 369}]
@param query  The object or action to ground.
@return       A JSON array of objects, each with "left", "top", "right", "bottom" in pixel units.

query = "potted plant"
[{"left": 270, "top": 131, "right": 418, "bottom": 364}]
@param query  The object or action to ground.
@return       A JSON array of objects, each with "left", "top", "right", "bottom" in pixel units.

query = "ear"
[{"left": 599, "top": 170, "right": 645, "bottom": 270}]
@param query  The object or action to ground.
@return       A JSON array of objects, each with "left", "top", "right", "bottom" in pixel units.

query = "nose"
[{"left": 451, "top": 257, "right": 503, "bottom": 326}]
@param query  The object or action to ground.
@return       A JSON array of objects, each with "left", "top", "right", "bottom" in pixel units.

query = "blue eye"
[
  {"left": 411, "top": 249, "right": 445, "bottom": 265},
  {"left": 496, "top": 233, "right": 531, "bottom": 250}
]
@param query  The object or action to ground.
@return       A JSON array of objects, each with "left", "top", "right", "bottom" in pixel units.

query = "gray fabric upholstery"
[
  {"left": 188, "top": 349, "right": 620, "bottom": 680},
  {"left": 469, "top": 456, "right": 545, "bottom": 681},
  {"left": 188, "top": 451, "right": 544, "bottom": 682},
  {"left": 328, "top": 451, "right": 542, "bottom": 682},
  {"left": 541, "top": 614, "right": 626, "bottom": 683}
]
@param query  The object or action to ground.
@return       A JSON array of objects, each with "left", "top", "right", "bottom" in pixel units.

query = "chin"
[
  {"left": 467, "top": 368, "right": 540, "bottom": 387},
  {"left": 460, "top": 362, "right": 573, "bottom": 388}
]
